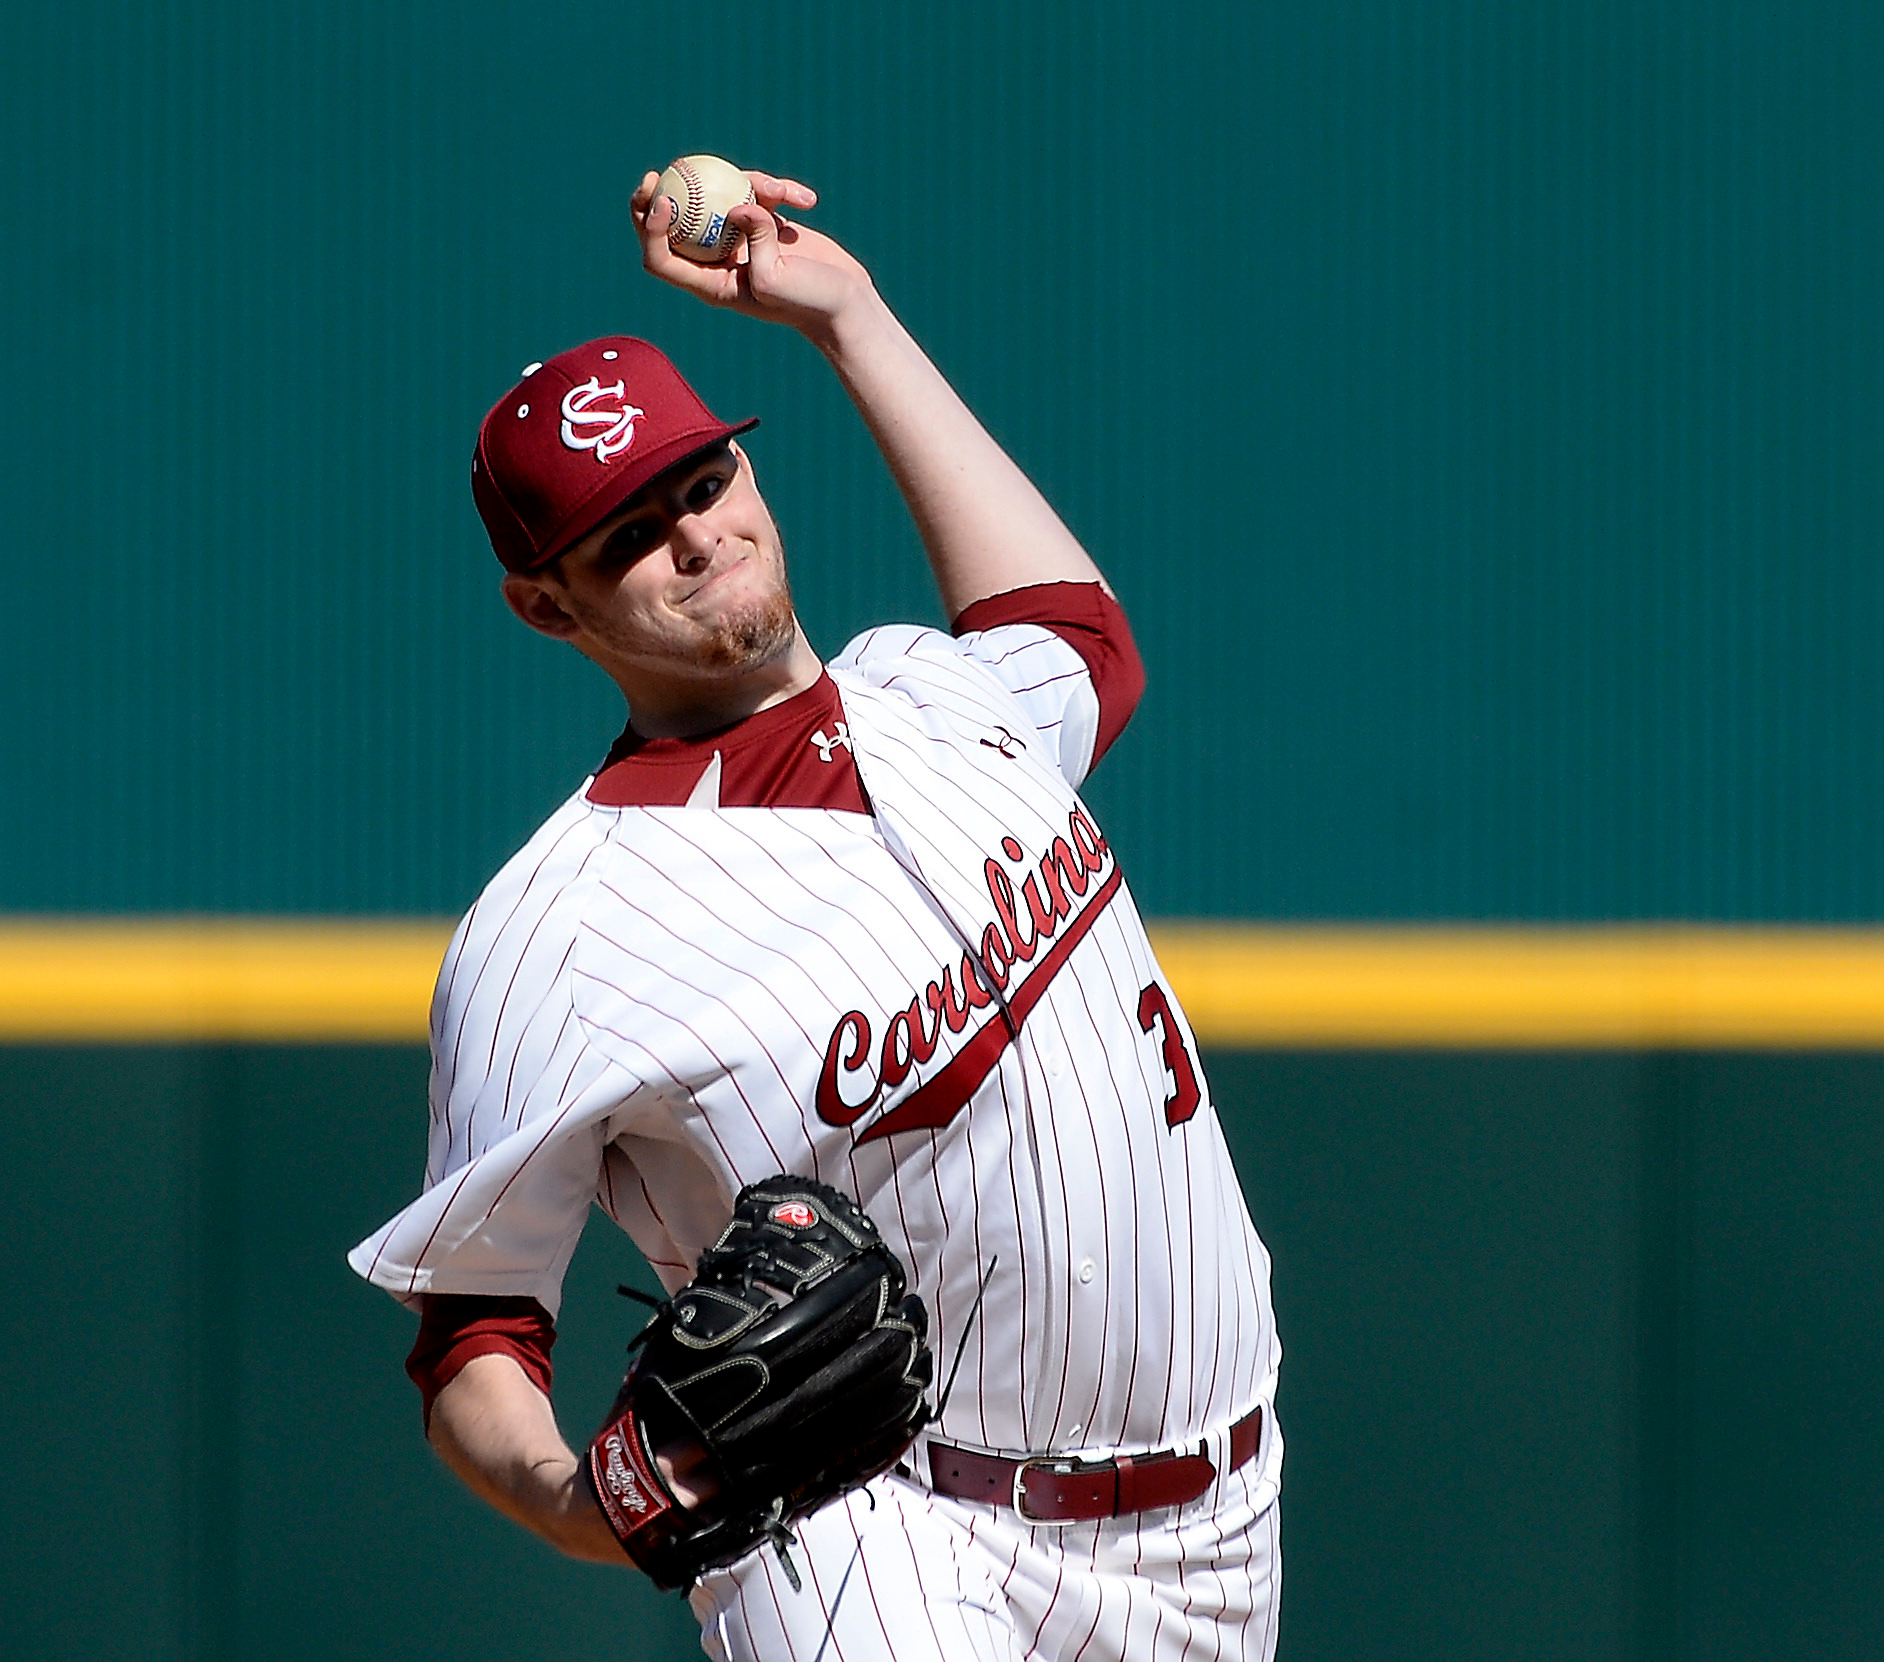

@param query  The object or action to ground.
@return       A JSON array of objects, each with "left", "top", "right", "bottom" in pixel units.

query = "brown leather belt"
[{"left": 925, "top": 1405, "right": 1263, "bottom": 1524}]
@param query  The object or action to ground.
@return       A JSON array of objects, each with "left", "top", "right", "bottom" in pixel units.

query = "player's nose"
[{"left": 668, "top": 511, "right": 719, "bottom": 569}]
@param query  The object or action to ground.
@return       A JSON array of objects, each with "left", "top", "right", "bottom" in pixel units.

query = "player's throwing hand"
[{"left": 631, "top": 164, "right": 875, "bottom": 337}]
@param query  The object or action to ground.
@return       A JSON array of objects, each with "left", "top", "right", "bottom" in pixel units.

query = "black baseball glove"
[{"left": 586, "top": 1175, "right": 933, "bottom": 1592}]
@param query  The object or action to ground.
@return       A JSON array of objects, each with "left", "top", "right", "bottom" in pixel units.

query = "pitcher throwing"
[{"left": 351, "top": 162, "right": 1283, "bottom": 1661}]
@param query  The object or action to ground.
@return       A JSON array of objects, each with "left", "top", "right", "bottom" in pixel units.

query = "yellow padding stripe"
[
  {"left": 3, "top": 920, "right": 1884, "bottom": 1046},
  {"left": 1153, "top": 925, "right": 1884, "bottom": 1047},
  {"left": 0, "top": 920, "right": 453, "bottom": 1042}
]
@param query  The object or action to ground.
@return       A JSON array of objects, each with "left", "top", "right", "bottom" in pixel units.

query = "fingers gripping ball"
[
  {"left": 587, "top": 1176, "right": 934, "bottom": 1592},
  {"left": 655, "top": 154, "right": 756, "bottom": 264}
]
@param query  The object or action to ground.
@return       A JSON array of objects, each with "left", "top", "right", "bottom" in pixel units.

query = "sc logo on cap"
[{"left": 560, "top": 378, "right": 644, "bottom": 462}]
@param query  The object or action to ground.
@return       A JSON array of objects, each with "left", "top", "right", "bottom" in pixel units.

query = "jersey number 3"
[{"left": 1137, "top": 982, "right": 1201, "bottom": 1128}]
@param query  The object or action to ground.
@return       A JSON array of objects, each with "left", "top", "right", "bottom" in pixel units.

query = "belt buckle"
[{"left": 1011, "top": 1454, "right": 1089, "bottom": 1526}]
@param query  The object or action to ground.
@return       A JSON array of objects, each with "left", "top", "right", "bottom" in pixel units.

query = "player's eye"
[
  {"left": 601, "top": 518, "right": 661, "bottom": 562},
  {"left": 686, "top": 468, "right": 731, "bottom": 512}
]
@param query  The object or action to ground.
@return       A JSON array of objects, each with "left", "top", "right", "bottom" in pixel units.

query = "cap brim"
[{"left": 523, "top": 415, "right": 761, "bottom": 570}]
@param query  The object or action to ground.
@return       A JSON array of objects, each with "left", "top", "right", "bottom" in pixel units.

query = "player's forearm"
[
  {"left": 809, "top": 289, "right": 1107, "bottom": 618},
  {"left": 426, "top": 1353, "right": 626, "bottom": 1564}
]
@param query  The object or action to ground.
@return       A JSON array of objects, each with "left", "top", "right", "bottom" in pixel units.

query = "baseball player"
[{"left": 351, "top": 166, "right": 1282, "bottom": 1661}]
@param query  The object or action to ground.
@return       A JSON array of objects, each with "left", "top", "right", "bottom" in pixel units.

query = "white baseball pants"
[{"left": 689, "top": 1432, "right": 1281, "bottom": 1662}]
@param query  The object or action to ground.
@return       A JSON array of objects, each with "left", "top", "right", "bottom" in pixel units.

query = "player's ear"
[
  {"left": 501, "top": 572, "right": 581, "bottom": 640},
  {"left": 727, "top": 440, "right": 774, "bottom": 516}
]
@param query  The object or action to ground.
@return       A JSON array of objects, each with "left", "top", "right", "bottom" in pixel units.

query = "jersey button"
[{"left": 1078, "top": 1258, "right": 1096, "bottom": 1284}]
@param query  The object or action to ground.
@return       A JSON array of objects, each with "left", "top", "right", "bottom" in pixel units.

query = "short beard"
[{"left": 697, "top": 579, "right": 799, "bottom": 673}]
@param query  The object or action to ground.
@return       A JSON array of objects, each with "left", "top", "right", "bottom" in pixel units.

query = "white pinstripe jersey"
[{"left": 351, "top": 617, "right": 1279, "bottom": 1460}]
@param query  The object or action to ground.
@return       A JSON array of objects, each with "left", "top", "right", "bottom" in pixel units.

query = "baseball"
[{"left": 654, "top": 154, "right": 755, "bottom": 264}]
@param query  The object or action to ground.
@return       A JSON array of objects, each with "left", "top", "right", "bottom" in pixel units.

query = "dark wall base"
[{"left": 3, "top": 1047, "right": 1879, "bottom": 1660}]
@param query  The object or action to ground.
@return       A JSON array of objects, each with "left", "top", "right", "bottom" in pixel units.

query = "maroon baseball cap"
[{"left": 471, "top": 337, "right": 758, "bottom": 572}]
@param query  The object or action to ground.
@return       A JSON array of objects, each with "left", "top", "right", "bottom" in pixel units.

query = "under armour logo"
[
  {"left": 810, "top": 724, "right": 853, "bottom": 762},
  {"left": 559, "top": 378, "right": 645, "bottom": 462},
  {"left": 980, "top": 726, "right": 1024, "bottom": 759}
]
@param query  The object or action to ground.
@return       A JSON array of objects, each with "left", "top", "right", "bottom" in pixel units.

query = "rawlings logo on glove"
[
  {"left": 597, "top": 1428, "right": 661, "bottom": 1519},
  {"left": 585, "top": 1175, "right": 934, "bottom": 1592}
]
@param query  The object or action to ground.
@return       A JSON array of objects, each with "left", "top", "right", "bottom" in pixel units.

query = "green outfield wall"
[
  {"left": 4, "top": 0, "right": 1884, "bottom": 921},
  {"left": 4, "top": 1043, "right": 1881, "bottom": 1662}
]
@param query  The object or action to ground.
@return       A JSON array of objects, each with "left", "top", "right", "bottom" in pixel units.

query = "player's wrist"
[
  {"left": 559, "top": 1453, "right": 649, "bottom": 1563},
  {"left": 800, "top": 281, "right": 895, "bottom": 359}
]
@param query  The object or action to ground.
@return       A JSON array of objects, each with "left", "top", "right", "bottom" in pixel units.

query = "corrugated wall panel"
[{"left": 3, "top": 0, "right": 1881, "bottom": 918}]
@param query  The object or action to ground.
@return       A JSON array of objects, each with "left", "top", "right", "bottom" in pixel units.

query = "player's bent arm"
[
  {"left": 633, "top": 168, "right": 1107, "bottom": 618},
  {"left": 811, "top": 288, "right": 1109, "bottom": 619},
  {"left": 426, "top": 1353, "right": 627, "bottom": 1563}
]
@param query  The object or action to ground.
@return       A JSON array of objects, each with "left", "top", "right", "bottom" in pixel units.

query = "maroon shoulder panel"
[{"left": 952, "top": 581, "right": 1146, "bottom": 765}]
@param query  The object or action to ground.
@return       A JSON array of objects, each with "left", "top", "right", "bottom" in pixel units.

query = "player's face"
[{"left": 507, "top": 442, "right": 798, "bottom": 687}]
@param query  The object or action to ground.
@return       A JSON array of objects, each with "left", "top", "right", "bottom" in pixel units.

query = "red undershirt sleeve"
[
  {"left": 407, "top": 1293, "right": 557, "bottom": 1428},
  {"left": 951, "top": 581, "right": 1148, "bottom": 766}
]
